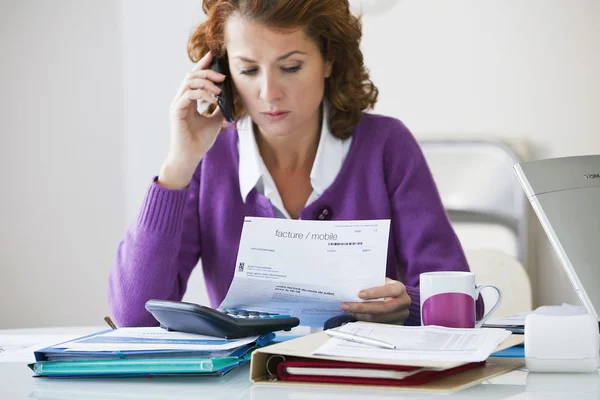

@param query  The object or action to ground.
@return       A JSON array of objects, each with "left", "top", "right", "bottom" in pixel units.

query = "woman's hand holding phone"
[{"left": 159, "top": 51, "right": 226, "bottom": 189}]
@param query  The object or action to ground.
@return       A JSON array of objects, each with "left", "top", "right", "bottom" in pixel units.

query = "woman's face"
[{"left": 225, "top": 16, "right": 332, "bottom": 139}]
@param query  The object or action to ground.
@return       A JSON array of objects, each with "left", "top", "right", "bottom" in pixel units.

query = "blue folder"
[
  {"left": 30, "top": 329, "right": 274, "bottom": 378},
  {"left": 33, "top": 329, "right": 273, "bottom": 361},
  {"left": 491, "top": 343, "right": 525, "bottom": 358}
]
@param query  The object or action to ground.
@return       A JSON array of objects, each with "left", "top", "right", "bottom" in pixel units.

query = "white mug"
[{"left": 420, "top": 271, "right": 502, "bottom": 328}]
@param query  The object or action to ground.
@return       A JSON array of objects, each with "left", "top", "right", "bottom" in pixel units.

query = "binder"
[
  {"left": 275, "top": 359, "right": 486, "bottom": 386},
  {"left": 250, "top": 326, "right": 525, "bottom": 394},
  {"left": 30, "top": 328, "right": 273, "bottom": 378},
  {"left": 29, "top": 355, "right": 244, "bottom": 377},
  {"left": 32, "top": 329, "right": 273, "bottom": 361}
]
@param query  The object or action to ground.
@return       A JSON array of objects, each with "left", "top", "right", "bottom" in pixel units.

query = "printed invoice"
[{"left": 220, "top": 217, "right": 391, "bottom": 326}]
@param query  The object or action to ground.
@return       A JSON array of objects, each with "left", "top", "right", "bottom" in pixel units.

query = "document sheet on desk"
[
  {"left": 61, "top": 328, "right": 260, "bottom": 352},
  {"left": 0, "top": 334, "right": 77, "bottom": 363},
  {"left": 314, "top": 323, "right": 512, "bottom": 363},
  {"left": 220, "top": 217, "right": 391, "bottom": 326},
  {"left": 485, "top": 303, "right": 600, "bottom": 328}
]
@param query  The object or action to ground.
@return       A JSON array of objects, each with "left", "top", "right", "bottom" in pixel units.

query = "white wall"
[
  {"left": 124, "top": 0, "right": 600, "bottom": 309},
  {"left": 357, "top": 0, "right": 600, "bottom": 307},
  {"left": 0, "top": 0, "right": 124, "bottom": 328},
  {"left": 2, "top": 0, "right": 599, "bottom": 328},
  {"left": 120, "top": 0, "right": 211, "bottom": 307},
  {"left": 121, "top": 0, "right": 205, "bottom": 224}
]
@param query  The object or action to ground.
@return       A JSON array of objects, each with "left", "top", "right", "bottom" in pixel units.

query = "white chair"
[
  {"left": 465, "top": 249, "right": 532, "bottom": 318},
  {"left": 419, "top": 138, "right": 530, "bottom": 268}
]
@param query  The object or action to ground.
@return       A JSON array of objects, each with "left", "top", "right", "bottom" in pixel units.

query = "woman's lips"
[{"left": 262, "top": 111, "right": 290, "bottom": 121}]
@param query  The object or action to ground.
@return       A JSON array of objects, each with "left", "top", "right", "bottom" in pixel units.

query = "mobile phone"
[{"left": 209, "top": 54, "right": 235, "bottom": 122}]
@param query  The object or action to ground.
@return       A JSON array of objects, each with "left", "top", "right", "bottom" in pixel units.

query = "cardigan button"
[{"left": 315, "top": 206, "right": 333, "bottom": 220}]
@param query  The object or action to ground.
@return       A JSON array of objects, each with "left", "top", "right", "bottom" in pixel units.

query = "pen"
[
  {"left": 325, "top": 330, "right": 396, "bottom": 350},
  {"left": 104, "top": 316, "right": 117, "bottom": 330}
]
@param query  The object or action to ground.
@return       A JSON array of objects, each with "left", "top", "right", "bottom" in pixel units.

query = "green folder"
[{"left": 28, "top": 356, "right": 241, "bottom": 376}]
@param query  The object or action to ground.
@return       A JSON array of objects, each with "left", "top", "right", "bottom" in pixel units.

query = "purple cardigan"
[{"left": 109, "top": 113, "right": 483, "bottom": 327}]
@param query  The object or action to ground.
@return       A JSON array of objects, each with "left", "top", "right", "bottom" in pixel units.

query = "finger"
[
  {"left": 170, "top": 91, "right": 194, "bottom": 119},
  {"left": 174, "top": 71, "right": 225, "bottom": 103},
  {"left": 342, "top": 297, "right": 405, "bottom": 315},
  {"left": 352, "top": 308, "right": 410, "bottom": 324},
  {"left": 209, "top": 103, "right": 224, "bottom": 120},
  {"left": 187, "top": 89, "right": 218, "bottom": 105},
  {"left": 170, "top": 89, "right": 216, "bottom": 119},
  {"left": 358, "top": 280, "right": 405, "bottom": 300},
  {"left": 189, "top": 70, "right": 226, "bottom": 83},
  {"left": 187, "top": 78, "right": 222, "bottom": 95},
  {"left": 192, "top": 50, "right": 213, "bottom": 72}
]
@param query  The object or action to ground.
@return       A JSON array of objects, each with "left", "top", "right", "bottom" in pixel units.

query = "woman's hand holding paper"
[{"left": 341, "top": 278, "right": 411, "bottom": 324}]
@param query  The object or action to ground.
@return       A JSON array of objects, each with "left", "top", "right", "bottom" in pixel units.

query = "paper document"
[
  {"left": 314, "top": 323, "right": 511, "bottom": 363},
  {"left": 220, "top": 217, "right": 391, "bottom": 326},
  {"left": 485, "top": 303, "right": 600, "bottom": 328},
  {"left": 62, "top": 327, "right": 260, "bottom": 352},
  {"left": 0, "top": 334, "right": 77, "bottom": 363}
]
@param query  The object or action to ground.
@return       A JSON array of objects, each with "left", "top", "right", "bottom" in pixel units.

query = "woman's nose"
[{"left": 259, "top": 73, "right": 283, "bottom": 103}]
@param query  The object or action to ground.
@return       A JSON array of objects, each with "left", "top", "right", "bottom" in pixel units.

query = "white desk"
[{"left": 1, "top": 327, "right": 599, "bottom": 400}]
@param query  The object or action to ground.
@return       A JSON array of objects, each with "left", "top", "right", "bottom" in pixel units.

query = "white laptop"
[{"left": 514, "top": 155, "right": 600, "bottom": 318}]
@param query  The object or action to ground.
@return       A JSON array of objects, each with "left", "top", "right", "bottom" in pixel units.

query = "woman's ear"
[{"left": 324, "top": 60, "right": 333, "bottom": 78}]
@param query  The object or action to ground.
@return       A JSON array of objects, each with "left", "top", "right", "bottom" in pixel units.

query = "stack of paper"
[
  {"left": 0, "top": 334, "right": 78, "bottom": 363},
  {"left": 29, "top": 327, "right": 273, "bottom": 378},
  {"left": 313, "top": 323, "right": 512, "bottom": 363},
  {"left": 483, "top": 303, "right": 600, "bottom": 333},
  {"left": 249, "top": 321, "right": 523, "bottom": 392}
]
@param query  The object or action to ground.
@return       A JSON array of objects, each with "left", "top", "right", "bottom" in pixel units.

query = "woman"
[{"left": 109, "top": 0, "right": 483, "bottom": 327}]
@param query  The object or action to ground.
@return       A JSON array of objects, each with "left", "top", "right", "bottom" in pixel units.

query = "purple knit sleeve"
[
  {"left": 384, "top": 121, "right": 484, "bottom": 326},
  {"left": 108, "top": 169, "right": 202, "bottom": 327}
]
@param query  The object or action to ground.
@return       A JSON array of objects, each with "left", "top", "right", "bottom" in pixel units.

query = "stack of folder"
[
  {"left": 250, "top": 322, "right": 525, "bottom": 394},
  {"left": 29, "top": 327, "right": 274, "bottom": 378}
]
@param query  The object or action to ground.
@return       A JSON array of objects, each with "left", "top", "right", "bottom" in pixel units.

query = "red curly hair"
[{"left": 188, "top": 0, "right": 378, "bottom": 139}]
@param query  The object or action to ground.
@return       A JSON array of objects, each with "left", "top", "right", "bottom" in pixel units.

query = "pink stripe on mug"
[{"left": 420, "top": 271, "right": 502, "bottom": 328}]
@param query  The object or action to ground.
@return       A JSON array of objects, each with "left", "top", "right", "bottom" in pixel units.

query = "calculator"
[{"left": 145, "top": 299, "right": 301, "bottom": 339}]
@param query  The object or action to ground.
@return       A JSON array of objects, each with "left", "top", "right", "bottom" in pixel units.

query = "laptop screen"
[{"left": 514, "top": 155, "right": 600, "bottom": 318}]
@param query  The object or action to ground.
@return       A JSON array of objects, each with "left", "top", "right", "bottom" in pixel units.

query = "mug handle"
[{"left": 474, "top": 284, "right": 503, "bottom": 328}]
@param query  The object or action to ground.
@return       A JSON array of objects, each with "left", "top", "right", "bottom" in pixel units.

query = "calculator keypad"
[{"left": 217, "top": 309, "right": 292, "bottom": 319}]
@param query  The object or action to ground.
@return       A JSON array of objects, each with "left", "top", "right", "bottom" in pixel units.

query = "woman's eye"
[
  {"left": 282, "top": 65, "right": 301, "bottom": 73},
  {"left": 239, "top": 68, "right": 258, "bottom": 75},
  {"left": 239, "top": 65, "right": 302, "bottom": 75}
]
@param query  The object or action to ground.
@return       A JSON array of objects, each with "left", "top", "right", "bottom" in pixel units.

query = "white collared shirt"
[{"left": 238, "top": 103, "right": 351, "bottom": 219}]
